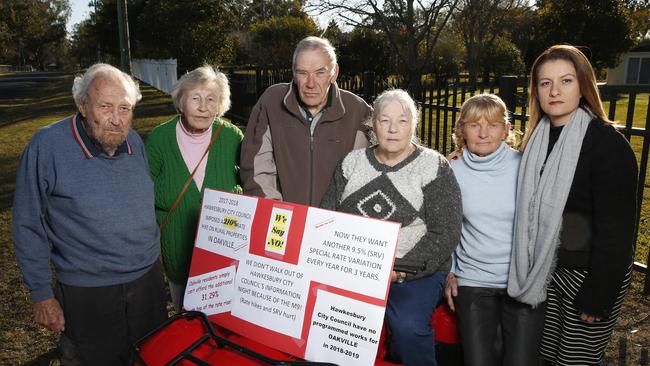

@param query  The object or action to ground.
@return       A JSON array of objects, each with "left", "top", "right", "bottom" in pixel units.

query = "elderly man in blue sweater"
[{"left": 12, "top": 63, "right": 167, "bottom": 365}]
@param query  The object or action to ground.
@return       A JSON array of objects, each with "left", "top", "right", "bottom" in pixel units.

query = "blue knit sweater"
[
  {"left": 450, "top": 142, "right": 521, "bottom": 288},
  {"left": 12, "top": 115, "right": 160, "bottom": 302}
]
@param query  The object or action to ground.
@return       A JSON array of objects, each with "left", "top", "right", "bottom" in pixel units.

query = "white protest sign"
[
  {"left": 305, "top": 290, "right": 385, "bottom": 366},
  {"left": 231, "top": 253, "right": 310, "bottom": 338},
  {"left": 298, "top": 208, "right": 400, "bottom": 300},
  {"left": 195, "top": 190, "right": 258, "bottom": 259},
  {"left": 183, "top": 266, "right": 236, "bottom": 315}
]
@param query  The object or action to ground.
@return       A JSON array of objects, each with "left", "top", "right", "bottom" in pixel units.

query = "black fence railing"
[{"left": 223, "top": 69, "right": 650, "bottom": 295}]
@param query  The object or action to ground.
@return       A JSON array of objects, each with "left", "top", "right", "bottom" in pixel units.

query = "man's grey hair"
[
  {"left": 292, "top": 36, "right": 337, "bottom": 75},
  {"left": 72, "top": 63, "right": 142, "bottom": 106},
  {"left": 367, "top": 89, "right": 421, "bottom": 144},
  {"left": 170, "top": 64, "right": 231, "bottom": 117}
]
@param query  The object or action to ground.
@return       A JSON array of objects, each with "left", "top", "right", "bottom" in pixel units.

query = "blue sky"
[{"left": 68, "top": 0, "right": 92, "bottom": 33}]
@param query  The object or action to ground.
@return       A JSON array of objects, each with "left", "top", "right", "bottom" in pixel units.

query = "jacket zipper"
[{"left": 309, "top": 128, "right": 315, "bottom": 206}]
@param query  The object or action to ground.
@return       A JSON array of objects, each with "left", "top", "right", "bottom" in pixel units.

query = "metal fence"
[{"left": 223, "top": 69, "right": 650, "bottom": 296}]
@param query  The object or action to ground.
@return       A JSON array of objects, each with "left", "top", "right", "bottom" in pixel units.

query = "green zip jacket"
[{"left": 145, "top": 116, "right": 243, "bottom": 284}]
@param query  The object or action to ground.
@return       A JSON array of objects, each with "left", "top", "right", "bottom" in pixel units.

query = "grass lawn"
[{"left": 0, "top": 73, "right": 647, "bottom": 365}]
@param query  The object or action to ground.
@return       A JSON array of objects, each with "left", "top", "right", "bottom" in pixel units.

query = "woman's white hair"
[
  {"left": 368, "top": 89, "right": 420, "bottom": 144},
  {"left": 171, "top": 64, "right": 231, "bottom": 117},
  {"left": 72, "top": 63, "right": 142, "bottom": 106},
  {"left": 292, "top": 36, "right": 337, "bottom": 75}
]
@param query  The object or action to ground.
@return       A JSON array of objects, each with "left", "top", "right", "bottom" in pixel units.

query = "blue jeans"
[{"left": 385, "top": 271, "right": 445, "bottom": 366}]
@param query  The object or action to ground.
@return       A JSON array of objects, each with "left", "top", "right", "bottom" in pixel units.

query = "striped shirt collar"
[{"left": 70, "top": 113, "right": 132, "bottom": 158}]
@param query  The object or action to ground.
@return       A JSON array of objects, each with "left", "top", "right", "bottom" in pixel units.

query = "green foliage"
[
  {"left": 0, "top": 0, "right": 70, "bottom": 68},
  {"left": 332, "top": 27, "right": 393, "bottom": 78},
  {"left": 69, "top": 0, "right": 239, "bottom": 71},
  {"left": 534, "top": 0, "right": 635, "bottom": 70},
  {"left": 132, "top": 0, "right": 237, "bottom": 71},
  {"left": 242, "top": 0, "right": 306, "bottom": 24},
  {"left": 249, "top": 15, "right": 318, "bottom": 70},
  {"left": 481, "top": 37, "right": 526, "bottom": 77},
  {"left": 426, "top": 32, "right": 464, "bottom": 79},
  {"left": 453, "top": 0, "right": 528, "bottom": 84}
]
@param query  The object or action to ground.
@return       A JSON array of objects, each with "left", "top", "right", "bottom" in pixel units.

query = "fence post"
[
  {"left": 498, "top": 76, "right": 518, "bottom": 118},
  {"left": 255, "top": 68, "right": 263, "bottom": 98},
  {"left": 363, "top": 71, "right": 376, "bottom": 103}
]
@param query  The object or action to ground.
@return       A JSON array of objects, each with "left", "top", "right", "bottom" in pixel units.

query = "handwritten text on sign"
[
  {"left": 265, "top": 207, "right": 292, "bottom": 255},
  {"left": 184, "top": 266, "right": 236, "bottom": 315}
]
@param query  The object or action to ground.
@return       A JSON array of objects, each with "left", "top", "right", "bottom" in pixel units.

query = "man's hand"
[
  {"left": 34, "top": 298, "right": 65, "bottom": 332},
  {"left": 444, "top": 272, "right": 458, "bottom": 311}
]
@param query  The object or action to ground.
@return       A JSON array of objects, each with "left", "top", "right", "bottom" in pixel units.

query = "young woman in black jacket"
[{"left": 507, "top": 45, "right": 638, "bottom": 366}]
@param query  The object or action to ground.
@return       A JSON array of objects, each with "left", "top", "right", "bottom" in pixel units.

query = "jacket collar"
[
  {"left": 283, "top": 82, "right": 346, "bottom": 124},
  {"left": 70, "top": 113, "right": 132, "bottom": 158}
]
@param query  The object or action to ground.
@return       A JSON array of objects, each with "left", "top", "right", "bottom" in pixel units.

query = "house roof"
[{"left": 630, "top": 44, "right": 650, "bottom": 53}]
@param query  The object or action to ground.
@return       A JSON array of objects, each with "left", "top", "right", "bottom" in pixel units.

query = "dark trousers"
[
  {"left": 455, "top": 286, "right": 545, "bottom": 366},
  {"left": 55, "top": 261, "right": 168, "bottom": 366},
  {"left": 386, "top": 271, "right": 445, "bottom": 366}
]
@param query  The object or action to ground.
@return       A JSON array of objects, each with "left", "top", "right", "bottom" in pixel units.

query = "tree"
[
  {"left": 70, "top": 0, "right": 242, "bottom": 71},
  {"left": 480, "top": 37, "right": 526, "bottom": 78},
  {"left": 133, "top": 0, "right": 239, "bottom": 71},
  {"left": 334, "top": 27, "right": 394, "bottom": 78},
  {"left": 308, "top": 0, "right": 460, "bottom": 95},
  {"left": 233, "top": 0, "right": 315, "bottom": 66},
  {"left": 453, "top": 0, "right": 528, "bottom": 84},
  {"left": 534, "top": 0, "right": 635, "bottom": 70},
  {"left": 241, "top": 0, "right": 306, "bottom": 24},
  {"left": 624, "top": 0, "right": 650, "bottom": 41},
  {"left": 0, "top": 0, "right": 70, "bottom": 68},
  {"left": 424, "top": 31, "right": 463, "bottom": 80},
  {"left": 249, "top": 15, "right": 319, "bottom": 70}
]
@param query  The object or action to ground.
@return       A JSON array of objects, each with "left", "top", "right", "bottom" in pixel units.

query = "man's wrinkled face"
[
  {"left": 77, "top": 76, "right": 134, "bottom": 155},
  {"left": 293, "top": 49, "right": 338, "bottom": 115}
]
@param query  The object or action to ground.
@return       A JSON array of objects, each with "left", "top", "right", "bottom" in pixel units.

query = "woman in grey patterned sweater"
[{"left": 321, "top": 89, "right": 462, "bottom": 366}]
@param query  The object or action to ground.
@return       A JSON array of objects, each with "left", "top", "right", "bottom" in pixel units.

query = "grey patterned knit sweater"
[{"left": 321, "top": 145, "right": 462, "bottom": 280}]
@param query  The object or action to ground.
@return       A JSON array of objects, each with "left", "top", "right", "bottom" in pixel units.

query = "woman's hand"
[
  {"left": 580, "top": 312, "right": 601, "bottom": 323},
  {"left": 391, "top": 271, "right": 406, "bottom": 283},
  {"left": 444, "top": 272, "right": 458, "bottom": 311},
  {"left": 446, "top": 150, "right": 462, "bottom": 161}
]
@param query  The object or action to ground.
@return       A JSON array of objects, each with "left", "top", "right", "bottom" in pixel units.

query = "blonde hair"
[
  {"left": 171, "top": 64, "right": 231, "bottom": 117},
  {"left": 453, "top": 94, "right": 517, "bottom": 151},
  {"left": 522, "top": 44, "right": 607, "bottom": 149}
]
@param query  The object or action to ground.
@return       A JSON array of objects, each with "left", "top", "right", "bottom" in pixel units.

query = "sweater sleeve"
[
  {"left": 144, "top": 125, "right": 167, "bottom": 224},
  {"left": 574, "top": 129, "right": 638, "bottom": 318},
  {"left": 320, "top": 161, "right": 348, "bottom": 211},
  {"left": 398, "top": 158, "right": 463, "bottom": 280},
  {"left": 11, "top": 135, "right": 55, "bottom": 302},
  {"left": 239, "top": 100, "right": 282, "bottom": 200}
]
